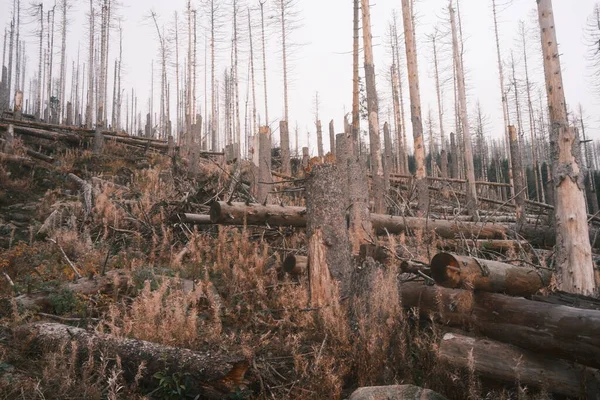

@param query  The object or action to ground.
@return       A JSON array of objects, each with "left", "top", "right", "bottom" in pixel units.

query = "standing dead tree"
[
  {"left": 401, "top": 0, "right": 429, "bottom": 215},
  {"left": 361, "top": 0, "right": 386, "bottom": 214},
  {"left": 449, "top": 0, "right": 477, "bottom": 216},
  {"left": 272, "top": 0, "right": 299, "bottom": 176},
  {"left": 491, "top": 0, "right": 514, "bottom": 198},
  {"left": 538, "top": 0, "right": 595, "bottom": 295}
]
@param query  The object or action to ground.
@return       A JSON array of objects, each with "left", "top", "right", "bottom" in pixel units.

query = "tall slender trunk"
[
  {"left": 174, "top": 12, "right": 180, "bottom": 139},
  {"left": 233, "top": 0, "right": 241, "bottom": 159},
  {"left": 210, "top": 1, "right": 217, "bottom": 151},
  {"left": 432, "top": 30, "right": 448, "bottom": 178},
  {"left": 7, "top": 1, "right": 15, "bottom": 109},
  {"left": 511, "top": 51, "right": 528, "bottom": 199},
  {"left": 86, "top": 0, "right": 93, "bottom": 127},
  {"left": 361, "top": 0, "right": 386, "bottom": 214},
  {"left": 260, "top": 1, "right": 269, "bottom": 127},
  {"left": 538, "top": 0, "right": 595, "bottom": 295},
  {"left": 401, "top": 0, "right": 428, "bottom": 214},
  {"left": 491, "top": 0, "right": 514, "bottom": 197},
  {"left": 248, "top": 8, "right": 258, "bottom": 163},
  {"left": 450, "top": 1, "right": 477, "bottom": 216},
  {"left": 351, "top": 0, "right": 360, "bottom": 148},
  {"left": 15, "top": 0, "right": 21, "bottom": 93},
  {"left": 521, "top": 21, "right": 543, "bottom": 203},
  {"left": 278, "top": 0, "right": 291, "bottom": 174},
  {"left": 59, "top": 0, "right": 67, "bottom": 122}
]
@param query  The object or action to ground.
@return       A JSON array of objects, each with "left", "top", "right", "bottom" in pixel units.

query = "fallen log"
[
  {"left": 209, "top": 202, "right": 306, "bottom": 227},
  {"left": 436, "top": 239, "right": 528, "bottom": 253},
  {"left": 400, "top": 282, "right": 600, "bottom": 369},
  {"left": 16, "top": 322, "right": 249, "bottom": 399},
  {"left": 439, "top": 332, "right": 600, "bottom": 398},
  {"left": 10, "top": 270, "right": 131, "bottom": 313},
  {"left": 282, "top": 254, "right": 308, "bottom": 276},
  {"left": 3, "top": 124, "right": 82, "bottom": 145},
  {"left": 24, "top": 147, "right": 55, "bottom": 163},
  {"left": 430, "top": 253, "right": 551, "bottom": 296},
  {"left": 400, "top": 260, "right": 431, "bottom": 276},
  {"left": 349, "top": 385, "right": 447, "bottom": 400},
  {"left": 203, "top": 202, "right": 596, "bottom": 248}
]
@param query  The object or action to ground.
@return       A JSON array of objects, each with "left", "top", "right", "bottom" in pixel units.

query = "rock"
[{"left": 348, "top": 385, "right": 448, "bottom": 400}]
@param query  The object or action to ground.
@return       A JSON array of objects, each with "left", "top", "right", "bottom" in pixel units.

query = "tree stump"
[{"left": 306, "top": 162, "right": 352, "bottom": 304}]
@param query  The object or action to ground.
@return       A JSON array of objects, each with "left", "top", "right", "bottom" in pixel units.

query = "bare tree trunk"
[
  {"left": 316, "top": 119, "right": 323, "bottom": 157},
  {"left": 233, "top": 0, "right": 241, "bottom": 159},
  {"left": 306, "top": 162, "right": 352, "bottom": 304},
  {"left": 402, "top": 0, "right": 428, "bottom": 215},
  {"left": 329, "top": 120, "right": 335, "bottom": 156},
  {"left": 7, "top": 1, "right": 14, "bottom": 110},
  {"left": 248, "top": 9, "right": 258, "bottom": 162},
  {"left": 210, "top": 1, "right": 217, "bottom": 151},
  {"left": 361, "top": 0, "right": 386, "bottom": 214},
  {"left": 538, "top": 0, "right": 595, "bottom": 295},
  {"left": 58, "top": 0, "right": 67, "bottom": 123},
  {"left": 509, "top": 125, "right": 526, "bottom": 227},
  {"left": 86, "top": 0, "right": 93, "bottom": 128},
  {"left": 520, "top": 22, "right": 543, "bottom": 203},
  {"left": 491, "top": 0, "right": 514, "bottom": 198},
  {"left": 260, "top": 1, "right": 269, "bottom": 127},
  {"left": 432, "top": 30, "right": 448, "bottom": 178},
  {"left": 257, "top": 126, "right": 272, "bottom": 203},
  {"left": 383, "top": 121, "right": 392, "bottom": 192},
  {"left": 36, "top": 4, "right": 44, "bottom": 121},
  {"left": 276, "top": 0, "right": 291, "bottom": 175},
  {"left": 393, "top": 18, "right": 409, "bottom": 175},
  {"left": 450, "top": 1, "right": 477, "bottom": 216},
  {"left": 579, "top": 107, "right": 599, "bottom": 214}
]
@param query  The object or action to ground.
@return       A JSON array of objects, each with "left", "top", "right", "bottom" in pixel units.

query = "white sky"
[{"left": 1, "top": 0, "right": 598, "bottom": 155}]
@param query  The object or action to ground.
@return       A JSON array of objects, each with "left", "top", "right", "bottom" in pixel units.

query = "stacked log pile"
[{"left": 400, "top": 252, "right": 600, "bottom": 398}]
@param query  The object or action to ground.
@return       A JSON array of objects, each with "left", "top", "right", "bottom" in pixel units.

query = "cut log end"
[{"left": 430, "top": 253, "right": 462, "bottom": 288}]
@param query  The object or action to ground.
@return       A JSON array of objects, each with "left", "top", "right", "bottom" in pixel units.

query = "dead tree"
[
  {"left": 329, "top": 120, "right": 335, "bottom": 156},
  {"left": 272, "top": 0, "right": 297, "bottom": 176},
  {"left": 361, "top": 0, "right": 386, "bottom": 214},
  {"left": 450, "top": 1, "right": 477, "bottom": 216},
  {"left": 257, "top": 126, "right": 272, "bottom": 203},
  {"left": 538, "top": 0, "right": 596, "bottom": 295},
  {"left": 36, "top": 3, "right": 44, "bottom": 120},
  {"left": 509, "top": 126, "right": 526, "bottom": 227},
  {"left": 430, "top": 27, "right": 448, "bottom": 177},
  {"left": 401, "top": 0, "right": 428, "bottom": 215},
  {"left": 305, "top": 162, "right": 352, "bottom": 305},
  {"left": 491, "top": 0, "right": 514, "bottom": 198},
  {"left": 348, "top": 0, "right": 373, "bottom": 254},
  {"left": 259, "top": 1, "right": 269, "bottom": 126},
  {"left": 579, "top": 106, "right": 599, "bottom": 214}
]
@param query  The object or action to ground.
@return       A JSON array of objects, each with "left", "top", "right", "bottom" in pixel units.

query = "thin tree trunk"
[
  {"left": 36, "top": 4, "right": 44, "bottom": 121},
  {"left": 538, "top": 0, "right": 595, "bottom": 295},
  {"left": 402, "top": 0, "right": 428, "bottom": 215},
  {"left": 329, "top": 120, "right": 335, "bottom": 156},
  {"left": 450, "top": 1, "right": 477, "bottom": 216},
  {"left": 86, "top": 0, "right": 93, "bottom": 128},
  {"left": 260, "top": 1, "right": 269, "bottom": 127},
  {"left": 432, "top": 31, "right": 448, "bottom": 178},
  {"left": 509, "top": 125, "right": 526, "bottom": 227},
  {"left": 248, "top": 9, "right": 258, "bottom": 163},
  {"left": 361, "top": 0, "right": 386, "bottom": 214},
  {"left": 278, "top": 0, "right": 291, "bottom": 175},
  {"left": 492, "top": 0, "right": 514, "bottom": 198}
]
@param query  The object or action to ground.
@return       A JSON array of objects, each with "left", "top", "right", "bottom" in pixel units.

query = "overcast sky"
[{"left": 1, "top": 0, "right": 598, "bottom": 154}]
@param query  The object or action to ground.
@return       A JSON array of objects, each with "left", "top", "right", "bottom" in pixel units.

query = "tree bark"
[
  {"left": 361, "top": 0, "right": 386, "bottom": 214},
  {"left": 430, "top": 252, "right": 551, "bottom": 296},
  {"left": 509, "top": 125, "right": 526, "bottom": 227},
  {"left": 16, "top": 322, "right": 250, "bottom": 399},
  {"left": 329, "top": 119, "right": 335, "bottom": 156},
  {"left": 257, "top": 126, "right": 272, "bottom": 203},
  {"left": 450, "top": 2, "right": 477, "bottom": 216},
  {"left": 316, "top": 119, "right": 323, "bottom": 158},
  {"left": 305, "top": 162, "right": 352, "bottom": 303},
  {"left": 401, "top": 0, "right": 428, "bottom": 215},
  {"left": 538, "top": 0, "right": 596, "bottom": 295},
  {"left": 401, "top": 282, "right": 600, "bottom": 370},
  {"left": 439, "top": 332, "right": 600, "bottom": 399}
]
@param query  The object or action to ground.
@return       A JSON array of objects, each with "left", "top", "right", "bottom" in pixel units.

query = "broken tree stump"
[
  {"left": 439, "top": 332, "right": 600, "bottom": 398},
  {"left": 16, "top": 322, "right": 249, "bottom": 399},
  {"left": 257, "top": 126, "right": 272, "bottom": 203},
  {"left": 306, "top": 162, "right": 352, "bottom": 304}
]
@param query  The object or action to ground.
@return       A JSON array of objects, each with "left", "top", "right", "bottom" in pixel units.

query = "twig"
[
  {"left": 48, "top": 238, "right": 83, "bottom": 279},
  {"left": 2, "top": 271, "right": 20, "bottom": 295}
]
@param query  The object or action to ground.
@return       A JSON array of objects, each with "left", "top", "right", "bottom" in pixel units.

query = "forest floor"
[{"left": 0, "top": 141, "right": 566, "bottom": 399}]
